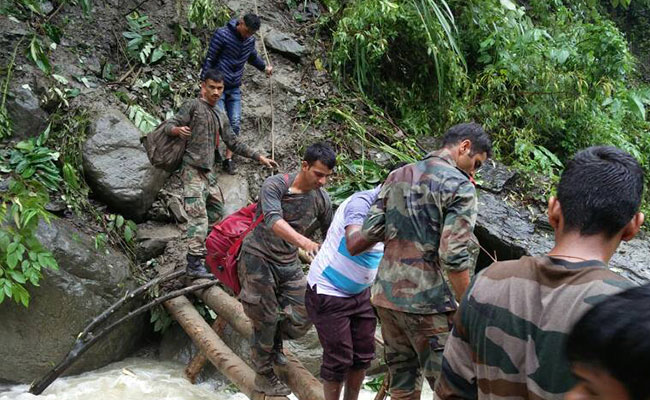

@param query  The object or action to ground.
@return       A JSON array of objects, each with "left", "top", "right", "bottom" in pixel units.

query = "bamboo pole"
[
  {"left": 196, "top": 282, "right": 325, "bottom": 400},
  {"left": 164, "top": 296, "right": 285, "bottom": 400},
  {"left": 185, "top": 316, "right": 228, "bottom": 383}
]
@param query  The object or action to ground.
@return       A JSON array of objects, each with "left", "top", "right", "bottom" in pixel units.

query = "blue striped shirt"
[{"left": 307, "top": 187, "right": 384, "bottom": 297}]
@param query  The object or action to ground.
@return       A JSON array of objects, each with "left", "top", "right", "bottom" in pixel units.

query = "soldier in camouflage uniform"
[
  {"left": 163, "top": 69, "right": 278, "bottom": 275},
  {"left": 565, "top": 283, "right": 650, "bottom": 400},
  {"left": 239, "top": 143, "right": 336, "bottom": 396},
  {"left": 347, "top": 123, "right": 491, "bottom": 400},
  {"left": 434, "top": 146, "right": 645, "bottom": 400}
]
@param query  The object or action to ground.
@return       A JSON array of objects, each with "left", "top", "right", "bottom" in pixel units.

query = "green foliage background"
[{"left": 326, "top": 0, "right": 650, "bottom": 205}]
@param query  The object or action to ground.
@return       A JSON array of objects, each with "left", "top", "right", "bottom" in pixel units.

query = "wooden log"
[
  {"left": 196, "top": 282, "right": 325, "bottom": 400},
  {"left": 29, "top": 280, "right": 218, "bottom": 395},
  {"left": 164, "top": 295, "right": 286, "bottom": 400},
  {"left": 185, "top": 317, "right": 228, "bottom": 383}
]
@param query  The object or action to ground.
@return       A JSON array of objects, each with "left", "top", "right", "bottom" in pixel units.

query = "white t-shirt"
[{"left": 307, "top": 187, "right": 384, "bottom": 297}]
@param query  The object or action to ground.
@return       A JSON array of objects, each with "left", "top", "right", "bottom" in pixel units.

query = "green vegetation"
[
  {"left": 324, "top": 0, "right": 650, "bottom": 206},
  {"left": 123, "top": 12, "right": 170, "bottom": 65}
]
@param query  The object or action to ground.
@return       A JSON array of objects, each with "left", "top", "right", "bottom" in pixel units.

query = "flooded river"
[{"left": 0, "top": 358, "right": 431, "bottom": 400}]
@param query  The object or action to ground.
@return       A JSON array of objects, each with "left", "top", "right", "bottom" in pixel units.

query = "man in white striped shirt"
[{"left": 306, "top": 185, "right": 384, "bottom": 400}]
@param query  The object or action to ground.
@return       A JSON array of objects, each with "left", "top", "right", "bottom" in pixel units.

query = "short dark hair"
[
  {"left": 441, "top": 122, "right": 492, "bottom": 157},
  {"left": 304, "top": 142, "right": 336, "bottom": 169},
  {"left": 243, "top": 13, "right": 261, "bottom": 32},
  {"left": 558, "top": 146, "right": 644, "bottom": 238},
  {"left": 203, "top": 69, "right": 224, "bottom": 83},
  {"left": 566, "top": 284, "right": 650, "bottom": 400}
]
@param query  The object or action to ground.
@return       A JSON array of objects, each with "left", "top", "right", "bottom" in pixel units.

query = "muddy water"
[{"left": 0, "top": 358, "right": 432, "bottom": 400}]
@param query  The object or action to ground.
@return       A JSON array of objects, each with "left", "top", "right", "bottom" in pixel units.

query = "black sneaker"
[
  {"left": 186, "top": 254, "right": 214, "bottom": 279},
  {"left": 222, "top": 158, "right": 235, "bottom": 175},
  {"left": 254, "top": 371, "right": 291, "bottom": 396}
]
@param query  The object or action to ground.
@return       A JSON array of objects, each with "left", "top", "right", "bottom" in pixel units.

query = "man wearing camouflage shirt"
[
  {"left": 163, "top": 69, "right": 277, "bottom": 276},
  {"left": 348, "top": 122, "right": 492, "bottom": 399},
  {"left": 434, "top": 146, "right": 644, "bottom": 399}
]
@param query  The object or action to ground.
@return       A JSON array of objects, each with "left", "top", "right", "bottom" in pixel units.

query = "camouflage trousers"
[
  {"left": 376, "top": 306, "right": 452, "bottom": 400},
  {"left": 238, "top": 251, "right": 312, "bottom": 374},
  {"left": 179, "top": 164, "right": 224, "bottom": 257}
]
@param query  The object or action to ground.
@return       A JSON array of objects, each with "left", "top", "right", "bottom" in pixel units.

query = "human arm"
[
  {"left": 218, "top": 110, "right": 277, "bottom": 168},
  {"left": 344, "top": 188, "right": 380, "bottom": 254},
  {"left": 348, "top": 186, "right": 388, "bottom": 256},
  {"left": 248, "top": 45, "right": 267, "bottom": 72},
  {"left": 201, "top": 29, "right": 224, "bottom": 80},
  {"left": 260, "top": 175, "right": 319, "bottom": 255},
  {"left": 434, "top": 298, "right": 478, "bottom": 399},
  {"left": 439, "top": 181, "right": 478, "bottom": 301},
  {"left": 271, "top": 219, "right": 320, "bottom": 256},
  {"left": 163, "top": 101, "right": 193, "bottom": 138}
]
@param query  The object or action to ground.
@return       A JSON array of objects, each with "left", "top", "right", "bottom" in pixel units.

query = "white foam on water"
[{"left": 0, "top": 358, "right": 433, "bottom": 400}]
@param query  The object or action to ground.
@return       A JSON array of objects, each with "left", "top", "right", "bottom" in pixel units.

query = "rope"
[{"left": 253, "top": 0, "right": 276, "bottom": 161}]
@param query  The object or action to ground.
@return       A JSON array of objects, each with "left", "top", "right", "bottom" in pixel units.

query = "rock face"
[
  {"left": 218, "top": 173, "right": 250, "bottom": 216},
  {"left": 263, "top": 29, "right": 307, "bottom": 61},
  {"left": 83, "top": 107, "right": 168, "bottom": 221},
  {"left": 135, "top": 222, "right": 182, "bottom": 262},
  {"left": 0, "top": 218, "right": 145, "bottom": 383},
  {"left": 6, "top": 85, "right": 49, "bottom": 139},
  {"left": 474, "top": 162, "right": 650, "bottom": 283}
]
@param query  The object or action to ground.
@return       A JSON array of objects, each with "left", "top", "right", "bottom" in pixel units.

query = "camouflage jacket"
[
  {"left": 434, "top": 256, "right": 634, "bottom": 400},
  {"left": 361, "top": 148, "right": 478, "bottom": 314},
  {"left": 163, "top": 98, "right": 259, "bottom": 170}
]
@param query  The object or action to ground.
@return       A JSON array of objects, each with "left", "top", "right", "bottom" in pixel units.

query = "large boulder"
[
  {"left": 83, "top": 107, "right": 168, "bottom": 221},
  {"left": 0, "top": 218, "right": 146, "bottom": 383},
  {"left": 6, "top": 84, "right": 49, "bottom": 139},
  {"left": 474, "top": 162, "right": 650, "bottom": 283},
  {"left": 263, "top": 29, "right": 307, "bottom": 61}
]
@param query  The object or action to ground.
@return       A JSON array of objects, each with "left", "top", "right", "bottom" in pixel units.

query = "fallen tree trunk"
[
  {"left": 29, "top": 280, "right": 218, "bottom": 395},
  {"left": 164, "top": 296, "right": 283, "bottom": 400},
  {"left": 185, "top": 317, "right": 228, "bottom": 383},
  {"left": 196, "top": 281, "right": 325, "bottom": 400}
]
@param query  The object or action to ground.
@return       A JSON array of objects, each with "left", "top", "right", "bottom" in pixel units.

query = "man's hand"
[
  {"left": 171, "top": 126, "right": 191, "bottom": 138},
  {"left": 259, "top": 155, "right": 279, "bottom": 169},
  {"left": 299, "top": 238, "right": 320, "bottom": 258},
  {"left": 265, "top": 65, "right": 273, "bottom": 76}
]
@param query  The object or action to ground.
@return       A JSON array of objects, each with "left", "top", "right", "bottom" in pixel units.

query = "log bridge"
[
  {"left": 164, "top": 280, "right": 324, "bottom": 400},
  {"left": 29, "top": 270, "right": 386, "bottom": 399}
]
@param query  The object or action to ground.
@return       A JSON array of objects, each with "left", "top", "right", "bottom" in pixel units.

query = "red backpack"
[
  {"left": 205, "top": 174, "right": 288, "bottom": 294},
  {"left": 205, "top": 203, "right": 262, "bottom": 294}
]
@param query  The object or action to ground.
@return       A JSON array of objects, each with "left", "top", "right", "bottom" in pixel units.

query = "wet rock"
[
  {"left": 135, "top": 222, "right": 182, "bottom": 262},
  {"left": 218, "top": 173, "right": 250, "bottom": 216},
  {"left": 6, "top": 85, "right": 49, "bottom": 139},
  {"left": 40, "top": 1, "right": 54, "bottom": 14},
  {"left": 477, "top": 160, "right": 516, "bottom": 193},
  {"left": 416, "top": 135, "right": 441, "bottom": 153},
  {"left": 45, "top": 196, "right": 68, "bottom": 214},
  {"left": 82, "top": 106, "right": 169, "bottom": 221},
  {"left": 368, "top": 150, "right": 393, "bottom": 167},
  {"left": 285, "top": 327, "right": 322, "bottom": 377},
  {"left": 264, "top": 29, "right": 307, "bottom": 61},
  {"left": 0, "top": 217, "right": 145, "bottom": 383},
  {"left": 80, "top": 54, "right": 102, "bottom": 75},
  {"left": 474, "top": 190, "right": 650, "bottom": 284}
]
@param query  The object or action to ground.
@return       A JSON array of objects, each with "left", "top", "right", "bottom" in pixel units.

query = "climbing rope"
[{"left": 253, "top": 0, "right": 276, "bottom": 161}]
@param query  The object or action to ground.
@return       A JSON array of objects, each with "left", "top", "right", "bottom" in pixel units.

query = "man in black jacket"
[{"left": 201, "top": 14, "right": 273, "bottom": 174}]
